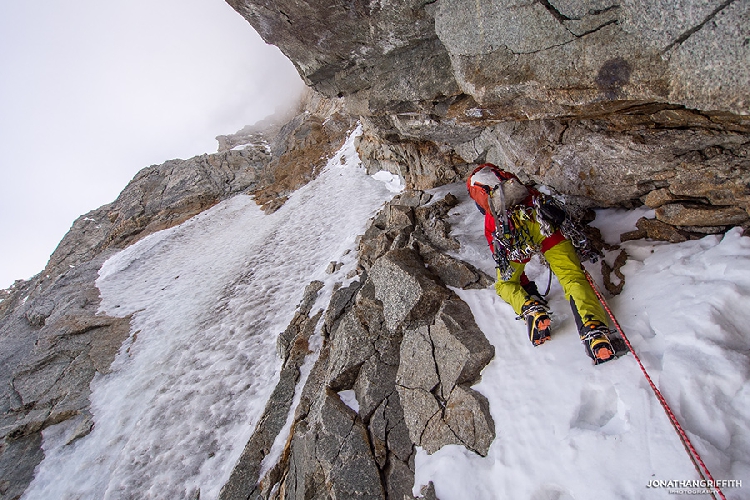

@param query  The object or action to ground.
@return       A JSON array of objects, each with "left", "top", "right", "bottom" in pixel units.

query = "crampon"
[
  {"left": 580, "top": 321, "right": 616, "bottom": 364},
  {"left": 521, "top": 299, "right": 552, "bottom": 346}
]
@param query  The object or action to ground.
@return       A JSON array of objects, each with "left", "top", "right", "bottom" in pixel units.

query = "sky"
[{"left": 0, "top": 0, "right": 306, "bottom": 289}]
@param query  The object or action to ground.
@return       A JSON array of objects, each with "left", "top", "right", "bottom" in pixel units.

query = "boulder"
[
  {"left": 368, "top": 248, "right": 449, "bottom": 332},
  {"left": 620, "top": 217, "right": 691, "bottom": 243},
  {"left": 421, "top": 411, "right": 463, "bottom": 454},
  {"left": 327, "top": 309, "right": 375, "bottom": 390},
  {"left": 285, "top": 388, "right": 385, "bottom": 500},
  {"left": 395, "top": 385, "right": 442, "bottom": 449},
  {"left": 396, "top": 326, "right": 439, "bottom": 393},
  {"left": 443, "top": 385, "right": 495, "bottom": 457},
  {"left": 353, "top": 357, "right": 398, "bottom": 422},
  {"left": 394, "top": 306, "right": 496, "bottom": 457},
  {"left": 430, "top": 300, "right": 495, "bottom": 399},
  {"left": 418, "top": 246, "right": 494, "bottom": 290}
]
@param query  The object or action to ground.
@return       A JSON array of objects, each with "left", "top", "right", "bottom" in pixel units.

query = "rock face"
[
  {"left": 249, "top": 91, "right": 358, "bottom": 212},
  {"left": 0, "top": 158, "right": 260, "bottom": 499},
  {"left": 222, "top": 190, "right": 497, "bottom": 499},
  {"left": 0, "top": 94, "right": 354, "bottom": 500},
  {"left": 0, "top": 257, "right": 130, "bottom": 500},
  {"left": 227, "top": 0, "right": 750, "bottom": 233},
  {"left": 219, "top": 281, "right": 324, "bottom": 500},
  {"left": 227, "top": 0, "right": 748, "bottom": 116}
]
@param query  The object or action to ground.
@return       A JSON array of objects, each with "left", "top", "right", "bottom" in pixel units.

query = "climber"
[{"left": 467, "top": 163, "right": 615, "bottom": 364}]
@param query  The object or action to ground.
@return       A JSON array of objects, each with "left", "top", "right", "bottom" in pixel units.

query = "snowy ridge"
[
  {"left": 23, "top": 125, "right": 398, "bottom": 499},
  {"left": 413, "top": 196, "right": 750, "bottom": 499}
]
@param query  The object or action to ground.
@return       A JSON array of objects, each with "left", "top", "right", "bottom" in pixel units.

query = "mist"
[{"left": 0, "top": 0, "right": 306, "bottom": 289}]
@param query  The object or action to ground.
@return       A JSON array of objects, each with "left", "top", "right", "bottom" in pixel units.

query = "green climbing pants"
[{"left": 495, "top": 225, "right": 606, "bottom": 329}]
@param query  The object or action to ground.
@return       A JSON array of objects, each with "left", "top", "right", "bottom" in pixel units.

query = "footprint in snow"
[
  {"left": 570, "top": 385, "right": 629, "bottom": 435},
  {"left": 530, "top": 485, "right": 575, "bottom": 500}
]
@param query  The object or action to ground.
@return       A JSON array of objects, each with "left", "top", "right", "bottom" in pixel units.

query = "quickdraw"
[
  {"left": 561, "top": 217, "right": 600, "bottom": 264},
  {"left": 535, "top": 194, "right": 601, "bottom": 264},
  {"left": 492, "top": 195, "right": 599, "bottom": 280},
  {"left": 492, "top": 206, "right": 538, "bottom": 280}
]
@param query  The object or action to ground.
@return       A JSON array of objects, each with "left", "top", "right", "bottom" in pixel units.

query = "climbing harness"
[
  {"left": 583, "top": 269, "right": 727, "bottom": 500},
  {"left": 491, "top": 193, "right": 599, "bottom": 282}
]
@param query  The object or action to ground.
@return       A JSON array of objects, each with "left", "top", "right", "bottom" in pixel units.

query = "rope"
[{"left": 583, "top": 269, "right": 727, "bottom": 500}]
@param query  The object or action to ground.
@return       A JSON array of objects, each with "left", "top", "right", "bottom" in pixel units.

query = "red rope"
[{"left": 584, "top": 269, "right": 727, "bottom": 500}]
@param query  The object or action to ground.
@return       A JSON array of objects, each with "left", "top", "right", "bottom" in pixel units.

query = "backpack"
[
  {"left": 466, "top": 163, "right": 539, "bottom": 218},
  {"left": 467, "top": 164, "right": 512, "bottom": 214}
]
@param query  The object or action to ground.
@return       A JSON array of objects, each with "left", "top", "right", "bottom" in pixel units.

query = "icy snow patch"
[
  {"left": 337, "top": 390, "right": 360, "bottom": 413},
  {"left": 24, "top": 125, "right": 397, "bottom": 500},
  {"left": 371, "top": 170, "right": 404, "bottom": 193}
]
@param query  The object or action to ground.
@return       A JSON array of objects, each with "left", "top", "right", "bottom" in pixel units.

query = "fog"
[{"left": 0, "top": 0, "right": 306, "bottom": 289}]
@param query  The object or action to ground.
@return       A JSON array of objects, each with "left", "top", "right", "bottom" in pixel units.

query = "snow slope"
[
  {"left": 414, "top": 190, "right": 750, "bottom": 499},
  {"left": 22, "top": 125, "right": 750, "bottom": 499},
  {"left": 23, "top": 126, "right": 398, "bottom": 499}
]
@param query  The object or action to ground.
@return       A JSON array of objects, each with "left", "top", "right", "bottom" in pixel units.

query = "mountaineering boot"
[
  {"left": 580, "top": 321, "right": 615, "bottom": 364},
  {"left": 521, "top": 299, "right": 551, "bottom": 346}
]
